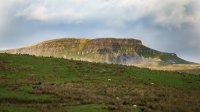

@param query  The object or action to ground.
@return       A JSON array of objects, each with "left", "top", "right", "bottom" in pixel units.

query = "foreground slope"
[
  {"left": 0, "top": 53, "right": 200, "bottom": 112},
  {"left": 0, "top": 38, "right": 191, "bottom": 66}
]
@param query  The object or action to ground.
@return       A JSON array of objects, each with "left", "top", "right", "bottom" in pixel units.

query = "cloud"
[
  {"left": 0, "top": 0, "right": 200, "bottom": 62},
  {"left": 0, "top": 0, "right": 28, "bottom": 33},
  {"left": 118, "top": 0, "right": 200, "bottom": 28},
  {"left": 16, "top": 0, "right": 86, "bottom": 23},
  {"left": 1, "top": 0, "right": 200, "bottom": 28},
  {"left": 11, "top": 0, "right": 200, "bottom": 28}
]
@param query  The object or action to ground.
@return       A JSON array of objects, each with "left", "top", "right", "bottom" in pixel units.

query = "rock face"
[{"left": 0, "top": 38, "right": 191, "bottom": 66}]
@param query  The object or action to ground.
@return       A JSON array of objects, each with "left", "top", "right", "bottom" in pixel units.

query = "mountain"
[{"left": 0, "top": 38, "right": 191, "bottom": 66}]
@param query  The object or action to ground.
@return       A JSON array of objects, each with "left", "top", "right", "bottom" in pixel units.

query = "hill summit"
[{"left": 0, "top": 38, "right": 191, "bottom": 66}]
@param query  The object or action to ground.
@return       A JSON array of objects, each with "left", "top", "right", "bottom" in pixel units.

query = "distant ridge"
[{"left": 0, "top": 38, "right": 192, "bottom": 66}]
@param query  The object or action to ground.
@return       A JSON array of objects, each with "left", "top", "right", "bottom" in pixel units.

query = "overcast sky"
[{"left": 0, "top": 0, "right": 200, "bottom": 63}]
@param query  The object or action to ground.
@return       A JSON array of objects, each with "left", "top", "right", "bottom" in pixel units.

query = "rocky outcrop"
[{"left": 0, "top": 38, "right": 191, "bottom": 65}]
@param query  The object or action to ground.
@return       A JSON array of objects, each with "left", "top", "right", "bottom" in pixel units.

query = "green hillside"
[{"left": 0, "top": 53, "right": 199, "bottom": 112}]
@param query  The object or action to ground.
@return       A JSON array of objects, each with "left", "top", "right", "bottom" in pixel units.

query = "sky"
[{"left": 0, "top": 0, "right": 200, "bottom": 63}]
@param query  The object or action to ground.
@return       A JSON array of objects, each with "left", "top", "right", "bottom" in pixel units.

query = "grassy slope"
[{"left": 0, "top": 53, "right": 200, "bottom": 112}]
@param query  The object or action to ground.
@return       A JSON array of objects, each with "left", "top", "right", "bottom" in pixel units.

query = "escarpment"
[{"left": 1, "top": 38, "right": 191, "bottom": 66}]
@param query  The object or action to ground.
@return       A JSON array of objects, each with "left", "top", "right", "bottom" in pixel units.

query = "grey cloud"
[
  {"left": 0, "top": 0, "right": 199, "bottom": 63},
  {"left": 11, "top": 0, "right": 199, "bottom": 27}
]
